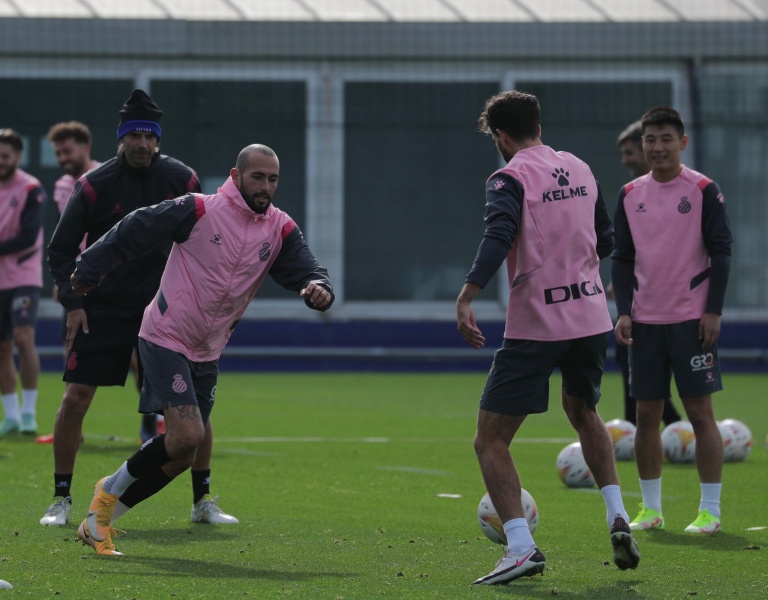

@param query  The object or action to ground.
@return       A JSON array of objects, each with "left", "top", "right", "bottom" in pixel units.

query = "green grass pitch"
[{"left": 1, "top": 371, "right": 766, "bottom": 598}]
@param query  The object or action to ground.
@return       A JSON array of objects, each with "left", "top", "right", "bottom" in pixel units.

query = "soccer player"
[
  {"left": 0, "top": 129, "right": 45, "bottom": 437},
  {"left": 42, "top": 89, "right": 237, "bottom": 529},
  {"left": 33, "top": 121, "right": 101, "bottom": 445},
  {"left": 456, "top": 91, "right": 640, "bottom": 585},
  {"left": 71, "top": 143, "right": 334, "bottom": 555},
  {"left": 612, "top": 106, "right": 732, "bottom": 535},
  {"left": 38, "top": 121, "right": 162, "bottom": 445},
  {"left": 611, "top": 121, "right": 682, "bottom": 427}
]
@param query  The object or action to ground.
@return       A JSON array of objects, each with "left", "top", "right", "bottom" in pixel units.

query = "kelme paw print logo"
[{"left": 552, "top": 167, "right": 570, "bottom": 186}]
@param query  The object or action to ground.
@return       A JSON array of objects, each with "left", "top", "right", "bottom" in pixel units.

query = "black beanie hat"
[{"left": 117, "top": 89, "right": 163, "bottom": 140}]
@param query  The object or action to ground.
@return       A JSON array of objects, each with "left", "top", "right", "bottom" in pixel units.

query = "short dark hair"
[
  {"left": 0, "top": 128, "right": 23, "bottom": 152},
  {"left": 617, "top": 120, "right": 643, "bottom": 148},
  {"left": 47, "top": 121, "right": 92, "bottom": 145},
  {"left": 641, "top": 107, "right": 685, "bottom": 138},
  {"left": 478, "top": 90, "right": 541, "bottom": 143}
]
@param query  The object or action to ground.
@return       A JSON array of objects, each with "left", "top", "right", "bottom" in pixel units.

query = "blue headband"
[{"left": 117, "top": 120, "right": 162, "bottom": 140}]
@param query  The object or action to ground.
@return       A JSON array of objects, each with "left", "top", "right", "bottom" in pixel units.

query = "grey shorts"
[
  {"left": 138, "top": 338, "right": 219, "bottom": 426},
  {"left": 629, "top": 320, "right": 723, "bottom": 400},
  {"left": 480, "top": 333, "right": 608, "bottom": 416},
  {"left": 0, "top": 286, "right": 41, "bottom": 339}
]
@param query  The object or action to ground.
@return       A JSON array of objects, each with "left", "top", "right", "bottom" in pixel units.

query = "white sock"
[
  {"left": 699, "top": 483, "right": 722, "bottom": 517},
  {"left": 600, "top": 484, "right": 629, "bottom": 526},
  {"left": 639, "top": 478, "right": 663, "bottom": 514},
  {"left": 111, "top": 501, "right": 130, "bottom": 525},
  {"left": 103, "top": 462, "right": 137, "bottom": 497},
  {"left": 503, "top": 518, "right": 535, "bottom": 554},
  {"left": 21, "top": 388, "right": 37, "bottom": 415},
  {"left": 1, "top": 392, "right": 20, "bottom": 422}
]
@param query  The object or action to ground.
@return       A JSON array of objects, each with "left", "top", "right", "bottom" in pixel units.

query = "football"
[
  {"left": 605, "top": 418, "right": 636, "bottom": 461},
  {"left": 718, "top": 418, "right": 752, "bottom": 462},
  {"left": 661, "top": 421, "right": 696, "bottom": 463},
  {"left": 556, "top": 442, "right": 596, "bottom": 487},
  {"left": 477, "top": 488, "right": 539, "bottom": 544}
]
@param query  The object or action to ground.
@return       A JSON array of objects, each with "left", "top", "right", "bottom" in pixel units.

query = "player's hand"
[
  {"left": 70, "top": 273, "right": 94, "bottom": 297},
  {"left": 300, "top": 282, "right": 332, "bottom": 309},
  {"left": 457, "top": 301, "right": 485, "bottom": 349},
  {"left": 699, "top": 312, "right": 721, "bottom": 350},
  {"left": 65, "top": 309, "right": 88, "bottom": 353},
  {"left": 614, "top": 315, "right": 633, "bottom": 346}
]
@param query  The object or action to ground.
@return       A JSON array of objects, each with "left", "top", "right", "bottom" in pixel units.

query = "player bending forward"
[{"left": 70, "top": 144, "right": 334, "bottom": 555}]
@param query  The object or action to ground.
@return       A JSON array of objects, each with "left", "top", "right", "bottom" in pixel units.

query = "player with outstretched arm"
[{"left": 70, "top": 144, "right": 334, "bottom": 555}]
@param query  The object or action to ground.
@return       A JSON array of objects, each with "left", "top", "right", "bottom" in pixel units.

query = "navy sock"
[
  {"left": 119, "top": 468, "right": 174, "bottom": 509},
  {"left": 191, "top": 469, "right": 211, "bottom": 504},
  {"left": 126, "top": 433, "right": 172, "bottom": 479},
  {"left": 54, "top": 473, "right": 72, "bottom": 500}
]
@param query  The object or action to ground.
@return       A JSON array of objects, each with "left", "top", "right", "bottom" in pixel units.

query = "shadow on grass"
[
  {"left": 476, "top": 578, "right": 649, "bottom": 599},
  {"left": 120, "top": 527, "right": 239, "bottom": 544},
  {"left": 631, "top": 528, "right": 752, "bottom": 550},
  {"left": 72, "top": 526, "right": 354, "bottom": 582},
  {"left": 77, "top": 553, "right": 356, "bottom": 582}
]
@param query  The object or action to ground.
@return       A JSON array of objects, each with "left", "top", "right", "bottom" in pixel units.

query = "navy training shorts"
[
  {"left": 63, "top": 310, "right": 141, "bottom": 387},
  {"left": 629, "top": 320, "right": 722, "bottom": 400},
  {"left": 480, "top": 332, "right": 608, "bottom": 416},
  {"left": 0, "top": 286, "right": 41, "bottom": 339}
]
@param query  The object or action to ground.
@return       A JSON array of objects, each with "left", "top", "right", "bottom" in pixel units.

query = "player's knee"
[
  {"left": 685, "top": 408, "right": 713, "bottom": 431},
  {"left": 473, "top": 433, "right": 505, "bottom": 458},
  {"left": 60, "top": 390, "right": 92, "bottom": 417},
  {"left": 12, "top": 327, "right": 35, "bottom": 348},
  {"left": 473, "top": 435, "right": 484, "bottom": 457},
  {"left": 167, "top": 425, "right": 205, "bottom": 456}
]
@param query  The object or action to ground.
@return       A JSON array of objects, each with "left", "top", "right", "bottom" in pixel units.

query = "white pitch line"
[
  {"left": 217, "top": 436, "right": 392, "bottom": 443},
  {"left": 377, "top": 466, "right": 448, "bottom": 476},
  {"left": 80, "top": 434, "right": 580, "bottom": 444},
  {"left": 214, "top": 436, "right": 577, "bottom": 444}
]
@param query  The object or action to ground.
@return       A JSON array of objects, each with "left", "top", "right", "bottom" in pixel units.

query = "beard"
[
  {"left": 496, "top": 139, "right": 512, "bottom": 163},
  {"left": 239, "top": 184, "right": 272, "bottom": 214},
  {"left": 62, "top": 158, "right": 87, "bottom": 177},
  {"left": 0, "top": 164, "right": 16, "bottom": 182}
]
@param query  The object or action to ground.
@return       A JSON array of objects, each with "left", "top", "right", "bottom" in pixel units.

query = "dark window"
[{"left": 344, "top": 81, "right": 500, "bottom": 301}]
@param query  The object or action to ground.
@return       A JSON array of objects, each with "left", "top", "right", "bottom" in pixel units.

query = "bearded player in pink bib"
[
  {"left": 70, "top": 143, "right": 333, "bottom": 555},
  {"left": 456, "top": 90, "right": 640, "bottom": 585}
]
